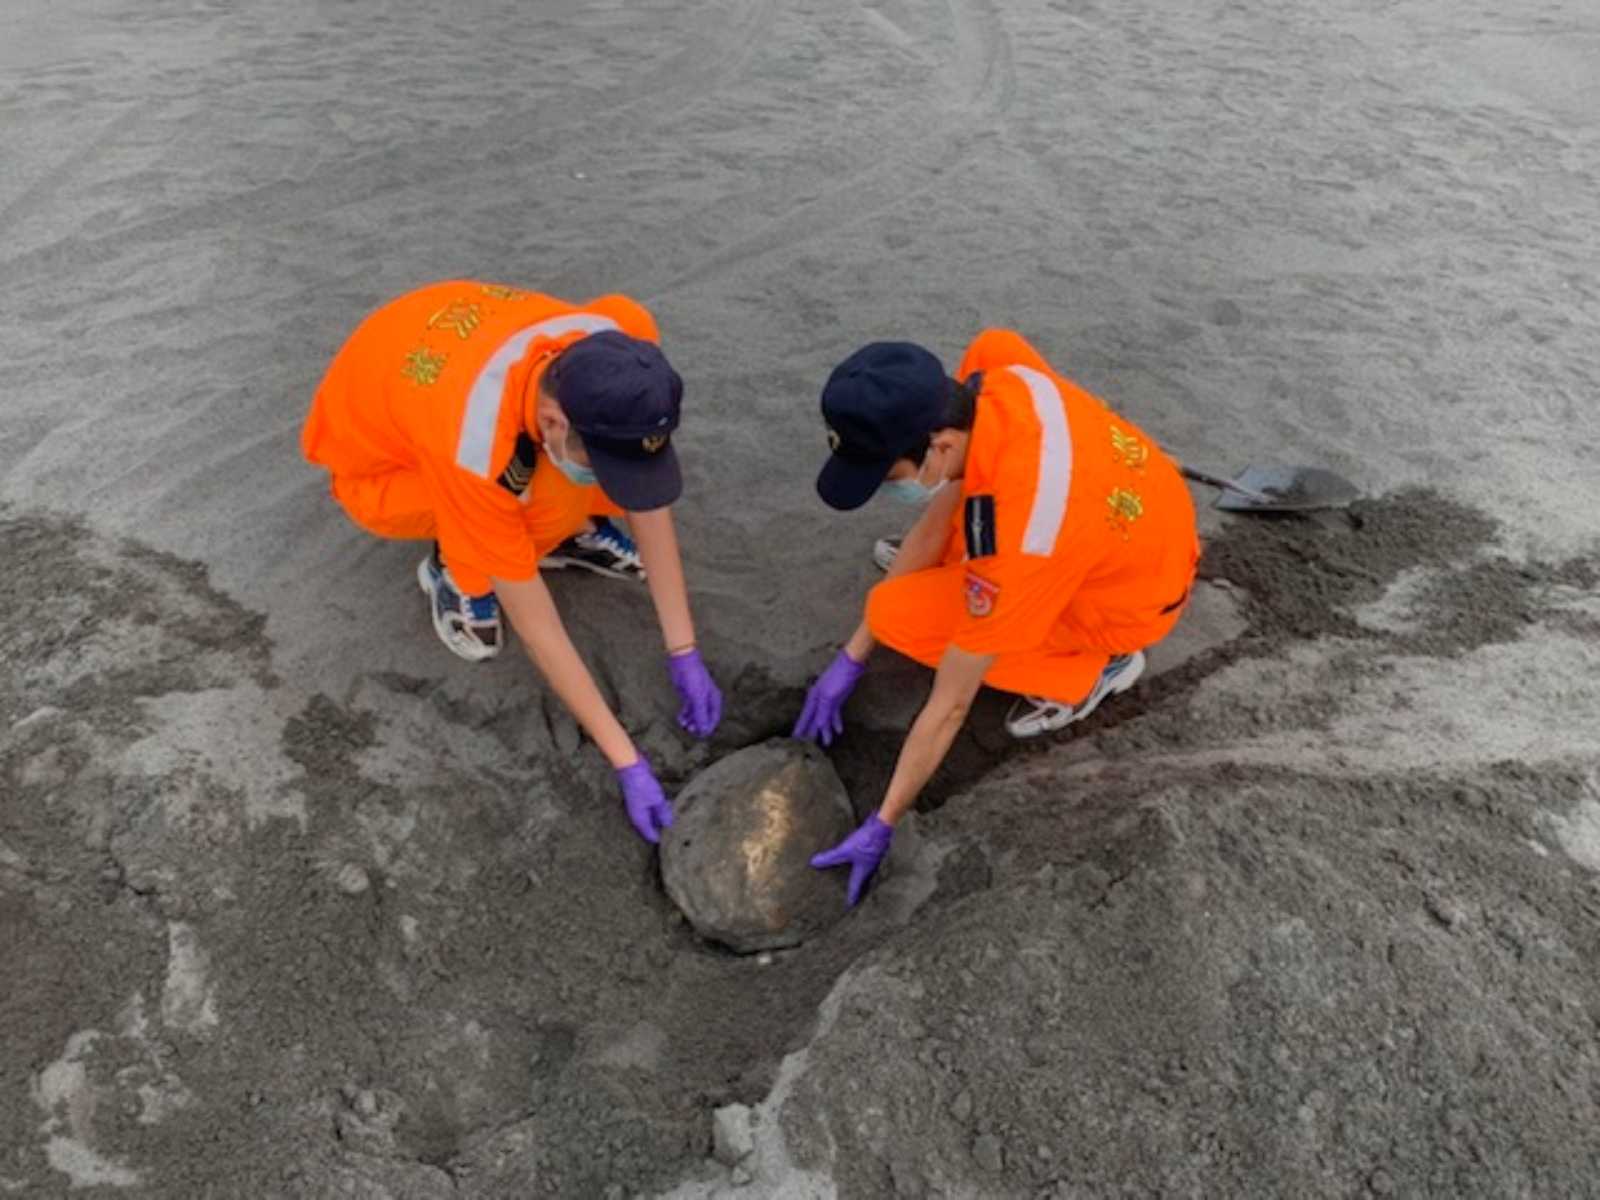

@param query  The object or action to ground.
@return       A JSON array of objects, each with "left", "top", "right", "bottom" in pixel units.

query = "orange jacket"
[
  {"left": 943, "top": 329, "right": 1198, "bottom": 656},
  {"left": 303, "top": 280, "right": 657, "bottom": 585}
]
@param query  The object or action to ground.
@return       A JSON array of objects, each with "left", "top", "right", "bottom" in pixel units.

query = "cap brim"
[
  {"left": 587, "top": 441, "right": 683, "bottom": 512},
  {"left": 816, "top": 452, "right": 893, "bottom": 512}
]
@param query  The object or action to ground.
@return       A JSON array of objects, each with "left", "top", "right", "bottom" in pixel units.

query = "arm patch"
[
  {"left": 497, "top": 432, "right": 538, "bottom": 496},
  {"left": 965, "top": 495, "right": 997, "bottom": 559}
]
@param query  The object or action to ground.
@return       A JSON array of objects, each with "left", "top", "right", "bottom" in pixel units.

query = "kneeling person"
[
  {"left": 797, "top": 332, "right": 1198, "bottom": 902},
  {"left": 303, "top": 280, "right": 723, "bottom": 843}
]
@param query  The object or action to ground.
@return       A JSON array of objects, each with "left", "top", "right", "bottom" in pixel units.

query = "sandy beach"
[{"left": 3, "top": 1, "right": 1599, "bottom": 1196}]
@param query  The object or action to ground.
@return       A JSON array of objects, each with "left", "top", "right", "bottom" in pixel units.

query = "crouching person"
[{"left": 303, "top": 281, "right": 723, "bottom": 843}]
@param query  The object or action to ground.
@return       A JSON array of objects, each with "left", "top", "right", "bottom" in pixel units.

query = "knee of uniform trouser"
[
  {"left": 441, "top": 555, "right": 494, "bottom": 597},
  {"left": 864, "top": 575, "right": 911, "bottom": 641},
  {"left": 528, "top": 514, "right": 591, "bottom": 562},
  {"left": 591, "top": 490, "right": 625, "bottom": 520},
  {"left": 982, "top": 646, "right": 1109, "bottom": 704},
  {"left": 865, "top": 571, "right": 955, "bottom": 655},
  {"left": 331, "top": 473, "right": 436, "bottom": 541}
]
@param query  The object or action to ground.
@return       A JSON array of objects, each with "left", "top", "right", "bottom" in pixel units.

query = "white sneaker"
[
  {"left": 416, "top": 547, "right": 504, "bottom": 662},
  {"left": 873, "top": 537, "right": 901, "bottom": 573},
  {"left": 1004, "top": 651, "right": 1146, "bottom": 739}
]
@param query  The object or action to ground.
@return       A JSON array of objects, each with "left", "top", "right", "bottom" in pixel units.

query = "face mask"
[
  {"left": 548, "top": 430, "right": 598, "bottom": 487},
  {"left": 882, "top": 477, "right": 944, "bottom": 504},
  {"left": 881, "top": 455, "right": 946, "bottom": 505}
]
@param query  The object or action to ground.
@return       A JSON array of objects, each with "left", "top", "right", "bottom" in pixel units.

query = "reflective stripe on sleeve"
[
  {"left": 1008, "top": 365, "right": 1073, "bottom": 557},
  {"left": 454, "top": 312, "right": 620, "bottom": 478}
]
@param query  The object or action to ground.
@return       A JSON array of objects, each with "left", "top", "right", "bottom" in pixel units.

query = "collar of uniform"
[{"left": 958, "top": 368, "right": 1013, "bottom": 498}]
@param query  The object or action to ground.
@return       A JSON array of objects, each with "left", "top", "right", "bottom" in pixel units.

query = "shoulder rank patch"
[
  {"left": 964, "top": 494, "right": 997, "bottom": 559},
  {"left": 965, "top": 569, "right": 1000, "bottom": 617},
  {"left": 497, "top": 432, "right": 538, "bottom": 496}
]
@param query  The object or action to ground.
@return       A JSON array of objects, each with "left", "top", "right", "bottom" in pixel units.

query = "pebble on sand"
[
  {"left": 972, "top": 1133, "right": 1004, "bottom": 1173},
  {"left": 712, "top": 1102, "right": 755, "bottom": 1166},
  {"left": 951, "top": 1090, "right": 974, "bottom": 1123}
]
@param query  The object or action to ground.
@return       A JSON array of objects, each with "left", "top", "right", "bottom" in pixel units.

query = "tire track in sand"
[
  {"left": 0, "top": 1, "right": 777, "bottom": 288},
  {"left": 645, "top": 0, "right": 1017, "bottom": 296},
  {"left": 0, "top": 99, "right": 159, "bottom": 237}
]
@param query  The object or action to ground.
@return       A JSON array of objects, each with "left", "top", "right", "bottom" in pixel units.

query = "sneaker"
[
  {"left": 540, "top": 517, "right": 645, "bottom": 581},
  {"left": 415, "top": 546, "right": 503, "bottom": 662},
  {"left": 1004, "top": 651, "right": 1146, "bottom": 739},
  {"left": 873, "top": 536, "right": 902, "bottom": 572}
]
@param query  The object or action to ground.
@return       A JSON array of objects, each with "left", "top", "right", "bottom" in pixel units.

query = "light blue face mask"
[
  {"left": 549, "top": 433, "right": 598, "bottom": 487},
  {"left": 881, "top": 456, "right": 946, "bottom": 505},
  {"left": 882, "top": 477, "right": 943, "bottom": 504}
]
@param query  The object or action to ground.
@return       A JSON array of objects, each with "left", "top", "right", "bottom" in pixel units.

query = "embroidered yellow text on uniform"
[
  {"left": 1105, "top": 486, "right": 1144, "bottom": 539},
  {"left": 401, "top": 347, "right": 447, "bottom": 386},
  {"left": 480, "top": 284, "right": 528, "bottom": 301},
  {"left": 427, "top": 301, "right": 482, "bottom": 340},
  {"left": 1109, "top": 425, "right": 1148, "bottom": 471}
]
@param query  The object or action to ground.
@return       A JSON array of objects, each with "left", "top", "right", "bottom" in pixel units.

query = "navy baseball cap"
[
  {"left": 816, "top": 342, "right": 951, "bottom": 511},
  {"left": 548, "top": 330, "right": 683, "bottom": 511}
]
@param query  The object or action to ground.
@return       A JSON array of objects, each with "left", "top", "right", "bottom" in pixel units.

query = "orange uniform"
[
  {"left": 302, "top": 281, "right": 659, "bottom": 594},
  {"left": 866, "top": 330, "right": 1199, "bottom": 703}
]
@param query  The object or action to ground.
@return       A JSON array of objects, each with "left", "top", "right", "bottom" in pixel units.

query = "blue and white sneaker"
[
  {"left": 1004, "top": 651, "right": 1146, "bottom": 739},
  {"left": 415, "top": 546, "right": 503, "bottom": 662},
  {"left": 540, "top": 517, "right": 646, "bottom": 582}
]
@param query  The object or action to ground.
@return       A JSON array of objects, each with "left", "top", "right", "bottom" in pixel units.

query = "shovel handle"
[{"left": 1179, "top": 464, "right": 1272, "bottom": 504}]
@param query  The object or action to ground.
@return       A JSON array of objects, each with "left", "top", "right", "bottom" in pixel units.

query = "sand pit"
[{"left": 4, "top": 1, "right": 1600, "bottom": 1197}]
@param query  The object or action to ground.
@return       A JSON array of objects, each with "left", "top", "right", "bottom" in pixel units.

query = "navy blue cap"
[
  {"left": 816, "top": 342, "right": 950, "bottom": 511},
  {"left": 549, "top": 330, "right": 683, "bottom": 511}
]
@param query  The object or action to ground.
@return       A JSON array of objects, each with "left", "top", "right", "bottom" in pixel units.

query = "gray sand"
[{"left": 3, "top": 1, "right": 1600, "bottom": 1196}]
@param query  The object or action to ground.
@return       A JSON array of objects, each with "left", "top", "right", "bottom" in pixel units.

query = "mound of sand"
[{"left": 723, "top": 761, "right": 1600, "bottom": 1198}]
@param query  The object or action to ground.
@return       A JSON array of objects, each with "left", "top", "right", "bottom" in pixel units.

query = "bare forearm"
[
  {"left": 885, "top": 487, "right": 960, "bottom": 580},
  {"left": 879, "top": 697, "right": 968, "bottom": 824},
  {"left": 630, "top": 507, "right": 696, "bottom": 652},
  {"left": 878, "top": 646, "right": 991, "bottom": 825},
  {"left": 844, "top": 618, "right": 876, "bottom": 663}
]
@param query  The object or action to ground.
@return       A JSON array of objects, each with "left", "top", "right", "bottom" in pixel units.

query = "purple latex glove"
[
  {"left": 667, "top": 648, "right": 723, "bottom": 738},
  {"left": 810, "top": 814, "right": 893, "bottom": 907},
  {"left": 791, "top": 648, "right": 866, "bottom": 747},
  {"left": 616, "top": 758, "right": 673, "bottom": 844}
]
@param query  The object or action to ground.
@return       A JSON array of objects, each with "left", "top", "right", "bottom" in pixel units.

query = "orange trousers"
[
  {"left": 330, "top": 461, "right": 620, "bottom": 595},
  {"left": 865, "top": 561, "right": 1190, "bottom": 704}
]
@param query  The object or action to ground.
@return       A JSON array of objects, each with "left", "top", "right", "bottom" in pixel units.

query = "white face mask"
[{"left": 881, "top": 452, "right": 946, "bottom": 505}]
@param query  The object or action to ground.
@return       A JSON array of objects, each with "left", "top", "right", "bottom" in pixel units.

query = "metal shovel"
[{"left": 1179, "top": 464, "right": 1360, "bottom": 514}]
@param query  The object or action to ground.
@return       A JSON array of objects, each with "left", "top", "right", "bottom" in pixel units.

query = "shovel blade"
[{"left": 1213, "top": 465, "right": 1360, "bottom": 512}]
